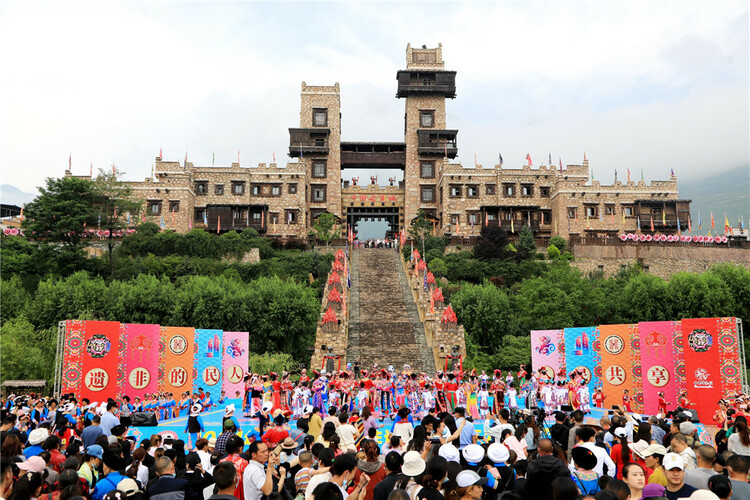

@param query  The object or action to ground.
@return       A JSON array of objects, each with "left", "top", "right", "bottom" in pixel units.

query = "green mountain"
[{"left": 678, "top": 166, "right": 749, "bottom": 230}]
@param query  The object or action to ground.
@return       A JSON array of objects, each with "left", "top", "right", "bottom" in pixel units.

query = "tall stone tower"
[
  {"left": 289, "top": 82, "right": 342, "bottom": 221},
  {"left": 398, "top": 43, "right": 457, "bottom": 226}
]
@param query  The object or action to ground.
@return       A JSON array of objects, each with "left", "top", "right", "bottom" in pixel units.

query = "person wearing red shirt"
[
  {"left": 299, "top": 369, "right": 310, "bottom": 384},
  {"left": 261, "top": 414, "right": 290, "bottom": 449},
  {"left": 593, "top": 388, "right": 606, "bottom": 408},
  {"left": 679, "top": 390, "right": 691, "bottom": 409},
  {"left": 657, "top": 392, "right": 669, "bottom": 416},
  {"left": 445, "top": 373, "right": 459, "bottom": 411},
  {"left": 622, "top": 390, "right": 633, "bottom": 412},
  {"left": 44, "top": 435, "right": 66, "bottom": 473},
  {"left": 220, "top": 435, "right": 248, "bottom": 500}
]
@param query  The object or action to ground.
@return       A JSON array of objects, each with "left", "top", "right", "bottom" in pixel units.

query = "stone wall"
[
  {"left": 571, "top": 242, "right": 750, "bottom": 279},
  {"left": 401, "top": 252, "right": 467, "bottom": 370},
  {"left": 309, "top": 253, "right": 351, "bottom": 369}
]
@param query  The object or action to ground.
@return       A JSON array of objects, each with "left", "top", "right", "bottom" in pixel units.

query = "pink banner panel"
[
  {"left": 531, "top": 330, "right": 564, "bottom": 381},
  {"left": 222, "top": 332, "right": 249, "bottom": 399},
  {"left": 718, "top": 318, "right": 742, "bottom": 396},
  {"left": 80, "top": 321, "right": 121, "bottom": 403},
  {"left": 639, "top": 321, "right": 679, "bottom": 415},
  {"left": 121, "top": 323, "right": 161, "bottom": 399}
]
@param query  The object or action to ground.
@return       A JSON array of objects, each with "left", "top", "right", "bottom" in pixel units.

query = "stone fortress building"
[{"left": 119, "top": 44, "right": 690, "bottom": 240}]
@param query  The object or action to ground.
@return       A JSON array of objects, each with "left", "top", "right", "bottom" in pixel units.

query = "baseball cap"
[
  {"left": 17, "top": 456, "right": 46, "bottom": 473},
  {"left": 86, "top": 444, "right": 104, "bottom": 460},
  {"left": 207, "top": 438, "right": 216, "bottom": 448},
  {"left": 456, "top": 470, "right": 489, "bottom": 488},
  {"left": 614, "top": 427, "right": 628, "bottom": 438},
  {"left": 663, "top": 452, "right": 685, "bottom": 470},
  {"left": 224, "top": 404, "right": 235, "bottom": 415},
  {"left": 116, "top": 478, "right": 141, "bottom": 497}
]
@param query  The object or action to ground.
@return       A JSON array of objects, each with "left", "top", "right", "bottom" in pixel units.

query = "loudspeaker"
[
  {"left": 684, "top": 409, "right": 700, "bottom": 423},
  {"left": 131, "top": 411, "right": 158, "bottom": 426},
  {"left": 560, "top": 405, "right": 574, "bottom": 412}
]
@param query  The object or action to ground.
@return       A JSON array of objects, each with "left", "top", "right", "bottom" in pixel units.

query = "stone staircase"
[{"left": 346, "top": 248, "right": 434, "bottom": 372}]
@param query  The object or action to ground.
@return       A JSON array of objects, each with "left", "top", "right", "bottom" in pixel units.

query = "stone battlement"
[{"left": 301, "top": 82, "right": 340, "bottom": 94}]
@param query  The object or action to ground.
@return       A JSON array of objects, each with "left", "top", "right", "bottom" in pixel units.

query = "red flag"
[
  {"left": 430, "top": 293, "right": 435, "bottom": 314},
  {"left": 189, "top": 216, "right": 192, "bottom": 230},
  {"left": 273, "top": 151, "right": 276, "bottom": 163},
  {"left": 485, "top": 212, "right": 488, "bottom": 227},
  {"left": 559, "top": 158, "right": 562, "bottom": 172},
  {"left": 650, "top": 216, "right": 654, "bottom": 232},
  {"left": 526, "top": 154, "right": 532, "bottom": 165},
  {"left": 159, "top": 146, "right": 162, "bottom": 158},
  {"left": 688, "top": 217, "right": 692, "bottom": 234},
  {"left": 172, "top": 208, "right": 175, "bottom": 224},
  {"left": 261, "top": 210, "right": 265, "bottom": 228},
  {"left": 217, "top": 216, "right": 221, "bottom": 234},
  {"left": 627, "top": 169, "right": 631, "bottom": 182},
  {"left": 112, "top": 163, "right": 116, "bottom": 175},
  {"left": 711, "top": 211, "right": 715, "bottom": 229},
  {"left": 583, "top": 151, "right": 587, "bottom": 161}
]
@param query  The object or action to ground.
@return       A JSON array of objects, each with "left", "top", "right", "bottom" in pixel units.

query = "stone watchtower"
[
  {"left": 398, "top": 43, "right": 457, "bottom": 226},
  {"left": 289, "top": 82, "right": 343, "bottom": 220}
]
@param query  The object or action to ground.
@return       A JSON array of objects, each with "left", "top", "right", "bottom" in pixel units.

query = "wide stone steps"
[{"left": 346, "top": 248, "right": 433, "bottom": 373}]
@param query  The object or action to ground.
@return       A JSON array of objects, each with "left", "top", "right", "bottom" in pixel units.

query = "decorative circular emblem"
[
  {"left": 169, "top": 335, "right": 188, "bottom": 355},
  {"left": 688, "top": 329, "right": 713, "bottom": 353},
  {"left": 168, "top": 367, "right": 189, "bottom": 388},
  {"left": 604, "top": 335, "right": 624, "bottom": 355},
  {"left": 539, "top": 366, "right": 555, "bottom": 380},
  {"left": 202, "top": 366, "right": 221, "bottom": 386},
  {"left": 128, "top": 368, "right": 151, "bottom": 390},
  {"left": 604, "top": 365, "right": 627, "bottom": 386},
  {"left": 227, "top": 364, "right": 245, "bottom": 384},
  {"left": 573, "top": 366, "right": 592, "bottom": 383},
  {"left": 646, "top": 365, "right": 670, "bottom": 387},
  {"left": 84, "top": 368, "right": 109, "bottom": 391},
  {"left": 86, "top": 334, "right": 112, "bottom": 358},
  {"left": 694, "top": 368, "right": 710, "bottom": 381}
]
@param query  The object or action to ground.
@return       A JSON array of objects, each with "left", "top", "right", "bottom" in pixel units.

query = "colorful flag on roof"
[
  {"left": 724, "top": 214, "right": 730, "bottom": 234},
  {"left": 526, "top": 153, "right": 532, "bottom": 166},
  {"left": 499, "top": 153, "right": 503, "bottom": 166}
]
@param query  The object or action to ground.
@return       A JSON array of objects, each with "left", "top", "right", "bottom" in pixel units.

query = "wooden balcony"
[
  {"left": 396, "top": 71, "right": 456, "bottom": 98},
  {"left": 417, "top": 129, "right": 458, "bottom": 157},
  {"left": 340, "top": 142, "right": 406, "bottom": 168},
  {"left": 289, "top": 128, "right": 330, "bottom": 157}
]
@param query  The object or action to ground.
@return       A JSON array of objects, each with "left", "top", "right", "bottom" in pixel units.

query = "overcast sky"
[{"left": 1, "top": 1, "right": 748, "bottom": 196}]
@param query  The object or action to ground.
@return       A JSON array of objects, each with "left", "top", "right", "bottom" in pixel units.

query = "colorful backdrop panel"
[
  {"left": 718, "top": 318, "right": 742, "bottom": 396},
  {"left": 563, "top": 327, "right": 601, "bottom": 389},
  {"left": 61, "top": 320, "right": 86, "bottom": 397},
  {"left": 194, "top": 329, "right": 224, "bottom": 394},
  {"left": 598, "top": 324, "right": 636, "bottom": 412},
  {"left": 121, "top": 323, "right": 161, "bottom": 399},
  {"left": 530, "top": 330, "right": 564, "bottom": 381},
  {"left": 638, "top": 321, "right": 679, "bottom": 415},
  {"left": 682, "top": 318, "right": 724, "bottom": 423},
  {"left": 80, "top": 321, "right": 121, "bottom": 402},
  {"left": 160, "top": 327, "right": 196, "bottom": 395},
  {"left": 222, "top": 332, "right": 249, "bottom": 399}
]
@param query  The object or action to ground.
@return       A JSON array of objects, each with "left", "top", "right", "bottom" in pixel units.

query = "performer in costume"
[
  {"left": 478, "top": 383, "right": 490, "bottom": 418},
  {"left": 578, "top": 380, "right": 591, "bottom": 414},
  {"left": 657, "top": 391, "right": 669, "bottom": 416},
  {"left": 592, "top": 387, "right": 606, "bottom": 409},
  {"left": 269, "top": 372, "right": 282, "bottom": 410},
  {"left": 310, "top": 371, "right": 324, "bottom": 410},
  {"left": 445, "top": 373, "right": 459, "bottom": 411},
  {"left": 184, "top": 403, "right": 204, "bottom": 450},
  {"left": 622, "top": 389, "right": 633, "bottom": 412},
  {"left": 280, "top": 372, "right": 293, "bottom": 412},
  {"left": 679, "top": 389, "right": 691, "bottom": 409},
  {"left": 466, "top": 370, "right": 480, "bottom": 420},
  {"left": 435, "top": 371, "right": 447, "bottom": 413},
  {"left": 506, "top": 382, "right": 518, "bottom": 410},
  {"left": 491, "top": 370, "right": 505, "bottom": 414}
]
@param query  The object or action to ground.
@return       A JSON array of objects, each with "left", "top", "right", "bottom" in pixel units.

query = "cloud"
[{"left": 0, "top": 1, "right": 747, "bottom": 196}]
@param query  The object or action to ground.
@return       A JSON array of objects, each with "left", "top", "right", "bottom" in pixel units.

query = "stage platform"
[{"left": 125, "top": 404, "right": 714, "bottom": 449}]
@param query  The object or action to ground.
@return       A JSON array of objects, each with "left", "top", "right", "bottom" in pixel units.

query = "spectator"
[
  {"left": 550, "top": 413, "right": 570, "bottom": 453},
  {"left": 304, "top": 448, "right": 334, "bottom": 500},
  {"left": 728, "top": 419, "right": 750, "bottom": 456},
  {"left": 220, "top": 436, "right": 247, "bottom": 500},
  {"left": 125, "top": 448, "right": 149, "bottom": 488},
  {"left": 642, "top": 444, "right": 668, "bottom": 487},
  {"left": 8, "top": 471, "right": 43, "bottom": 500},
  {"left": 726, "top": 454, "right": 750, "bottom": 499},
  {"left": 392, "top": 409, "right": 414, "bottom": 447},
  {"left": 206, "top": 462, "right": 237, "bottom": 500},
  {"left": 414, "top": 455, "right": 447, "bottom": 499},
  {"left": 577, "top": 426, "right": 616, "bottom": 477},
  {"left": 670, "top": 434, "right": 697, "bottom": 471},
  {"left": 567, "top": 410, "right": 585, "bottom": 459},
  {"left": 147, "top": 456, "right": 197, "bottom": 500},
  {"left": 23, "top": 429, "right": 49, "bottom": 458},
  {"left": 525, "top": 438, "right": 570, "bottom": 500},
  {"left": 662, "top": 453, "right": 697, "bottom": 500},
  {"left": 684, "top": 444, "right": 717, "bottom": 489},
  {"left": 311, "top": 482, "right": 343, "bottom": 500},
  {"left": 293, "top": 451, "right": 314, "bottom": 497},
  {"left": 571, "top": 446, "right": 600, "bottom": 495},
  {"left": 81, "top": 416, "right": 104, "bottom": 449},
  {"left": 177, "top": 452, "right": 213, "bottom": 499},
  {"left": 91, "top": 451, "right": 126, "bottom": 500},
  {"left": 78, "top": 445, "right": 103, "bottom": 490},
  {"left": 100, "top": 403, "right": 120, "bottom": 437},
  {"left": 336, "top": 414, "right": 360, "bottom": 453},
  {"left": 316, "top": 423, "right": 337, "bottom": 447},
  {"left": 708, "top": 474, "right": 732, "bottom": 500},
  {"left": 622, "top": 463, "right": 646, "bottom": 500},
  {"left": 449, "top": 469, "right": 487, "bottom": 499},
  {"left": 373, "top": 451, "right": 404, "bottom": 500},
  {"left": 1, "top": 457, "right": 15, "bottom": 500},
  {"left": 609, "top": 428, "right": 632, "bottom": 479},
  {"left": 243, "top": 441, "right": 277, "bottom": 500},
  {"left": 550, "top": 476, "right": 578, "bottom": 500},
  {"left": 329, "top": 452, "right": 368, "bottom": 500},
  {"left": 214, "top": 421, "right": 235, "bottom": 457},
  {"left": 354, "top": 440, "right": 386, "bottom": 500},
  {"left": 308, "top": 407, "right": 323, "bottom": 441}
]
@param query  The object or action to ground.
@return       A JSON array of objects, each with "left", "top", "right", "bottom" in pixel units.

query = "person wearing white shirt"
[
  {"left": 304, "top": 448, "right": 335, "bottom": 500},
  {"left": 243, "top": 441, "right": 277, "bottom": 500},
  {"left": 100, "top": 402, "right": 120, "bottom": 436},
  {"left": 571, "top": 426, "right": 616, "bottom": 477}
]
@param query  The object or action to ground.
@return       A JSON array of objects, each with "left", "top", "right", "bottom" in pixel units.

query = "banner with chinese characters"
[
  {"left": 530, "top": 330, "right": 564, "bottom": 381},
  {"left": 194, "top": 329, "right": 224, "bottom": 396},
  {"left": 682, "top": 318, "right": 724, "bottom": 423},
  {"left": 160, "top": 326, "right": 196, "bottom": 396},
  {"left": 638, "top": 322, "right": 679, "bottom": 416},
  {"left": 598, "top": 324, "right": 637, "bottom": 412},
  {"left": 120, "top": 323, "right": 160, "bottom": 399},
  {"left": 80, "top": 321, "right": 121, "bottom": 402},
  {"left": 222, "top": 332, "right": 249, "bottom": 399},
  {"left": 563, "top": 327, "right": 601, "bottom": 390},
  {"left": 61, "top": 320, "right": 86, "bottom": 396}
]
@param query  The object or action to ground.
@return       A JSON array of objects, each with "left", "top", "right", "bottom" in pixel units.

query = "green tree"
[
  {"left": 23, "top": 176, "right": 98, "bottom": 248},
  {"left": 0, "top": 317, "right": 56, "bottom": 384},
  {"left": 248, "top": 352, "right": 298, "bottom": 374},
  {"left": 473, "top": 225, "right": 511, "bottom": 261},
  {"left": 516, "top": 226, "right": 538, "bottom": 261},
  {"left": 1, "top": 275, "right": 30, "bottom": 323},
  {"left": 451, "top": 280, "right": 519, "bottom": 354},
  {"left": 428, "top": 258, "right": 447, "bottom": 278},
  {"left": 547, "top": 244, "right": 561, "bottom": 260},
  {"left": 408, "top": 209, "right": 433, "bottom": 256},
  {"left": 548, "top": 236, "right": 567, "bottom": 252},
  {"left": 311, "top": 212, "right": 336, "bottom": 246}
]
